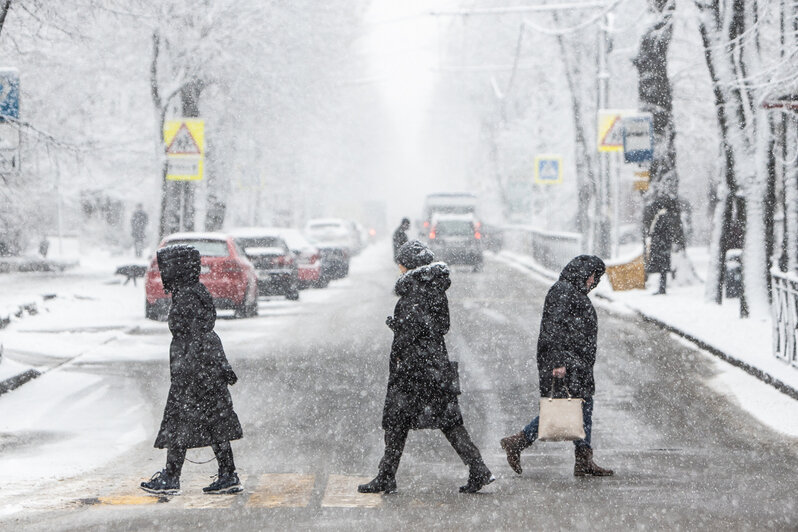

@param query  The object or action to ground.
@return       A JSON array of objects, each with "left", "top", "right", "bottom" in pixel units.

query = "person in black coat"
[
  {"left": 392, "top": 218, "right": 410, "bottom": 262},
  {"left": 359, "top": 240, "right": 494, "bottom": 494},
  {"left": 500, "top": 255, "right": 614, "bottom": 477},
  {"left": 644, "top": 197, "right": 685, "bottom": 295},
  {"left": 141, "top": 245, "right": 244, "bottom": 495}
]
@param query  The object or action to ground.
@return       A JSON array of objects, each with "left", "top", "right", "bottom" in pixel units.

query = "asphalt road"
[{"left": 5, "top": 250, "right": 798, "bottom": 531}]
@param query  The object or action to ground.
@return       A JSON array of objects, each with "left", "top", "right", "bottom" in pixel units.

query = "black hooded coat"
[
  {"left": 154, "top": 246, "right": 243, "bottom": 449},
  {"left": 381, "top": 262, "right": 463, "bottom": 431},
  {"left": 537, "top": 255, "right": 605, "bottom": 399}
]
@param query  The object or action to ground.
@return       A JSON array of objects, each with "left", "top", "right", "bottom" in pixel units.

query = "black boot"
[
  {"left": 459, "top": 462, "right": 495, "bottom": 493},
  {"left": 500, "top": 431, "right": 532, "bottom": 475},
  {"left": 357, "top": 475, "right": 397, "bottom": 494},
  {"left": 140, "top": 470, "right": 180, "bottom": 495},
  {"left": 574, "top": 446, "right": 614, "bottom": 477}
]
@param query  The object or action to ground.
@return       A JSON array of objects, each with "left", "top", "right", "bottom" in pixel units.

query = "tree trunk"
[{"left": 0, "top": 0, "right": 12, "bottom": 39}]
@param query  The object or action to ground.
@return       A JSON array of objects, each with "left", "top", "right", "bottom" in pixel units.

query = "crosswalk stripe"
[
  {"left": 246, "top": 474, "right": 315, "bottom": 508},
  {"left": 175, "top": 474, "right": 248, "bottom": 509},
  {"left": 320, "top": 475, "right": 382, "bottom": 508},
  {"left": 78, "top": 495, "right": 168, "bottom": 506}
]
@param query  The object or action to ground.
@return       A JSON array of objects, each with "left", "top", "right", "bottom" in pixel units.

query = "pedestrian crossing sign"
[
  {"left": 164, "top": 119, "right": 204, "bottom": 181},
  {"left": 534, "top": 155, "right": 563, "bottom": 184}
]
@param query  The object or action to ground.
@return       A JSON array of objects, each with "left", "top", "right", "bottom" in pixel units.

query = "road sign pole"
[{"left": 595, "top": 16, "right": 611, "bottom": 257}]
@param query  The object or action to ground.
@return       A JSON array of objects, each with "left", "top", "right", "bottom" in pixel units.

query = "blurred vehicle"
[
  {"left": 145, "top": 232, "right": 258, "bottom": 320},
  {"left": 230, "top": 228, "right": 300, "bottom": 300},
  {"left": 421, "top": 193, "right": 478, "bottom": 236},
  {"left": 304, "top": 218, "right": 352, "bottom": 281},
  {"left": 427, "top": 214, "right": 483, "bottom": 271},
  {"left": 275, "top": 228, "right": 325, "bottom": 289}
]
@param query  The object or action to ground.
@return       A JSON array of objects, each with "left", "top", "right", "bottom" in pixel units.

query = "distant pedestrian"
[
  {"left": 500, "top": 255, "right": 614, "bottom": 478},
  {"left": 392, "top": 218, "right": 410, "bottom": 262},
  {"left": 359, "top": 240, "right": 494, "bottom": 494},
  {"left": 644, "top": 198, "right": 685, "bottom": 295},
  {"left": 141, "top": 245, "right": 244, "bottom": 496},
  {"left": 131, "top": 204, "right": 149, "bottom": 258}
]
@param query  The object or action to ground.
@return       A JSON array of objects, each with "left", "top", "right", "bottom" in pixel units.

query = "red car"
[
  {"left": 278, "top": 228, "right": 325, "bottom": 288},
  {"left": 145, "top": 232, "right": 259, "bottom": 320}
]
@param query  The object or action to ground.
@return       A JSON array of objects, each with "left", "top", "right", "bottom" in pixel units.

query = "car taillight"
[
  {"left": 475, "top": 232, "right": 482, "bottom": 240},
  {"left": 423, "top": 221, "right": 429, "bottom": 228},
  {"left": 429, "top": 231, "right": 436, "bottom": 240}
]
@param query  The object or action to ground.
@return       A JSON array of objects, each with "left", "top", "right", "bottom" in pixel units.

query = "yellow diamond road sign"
[
  {"left": 598, "top": 109, "right": 635, "bottom": 153},
  {"left": 164, "top": 119, "right": 204, "bottom": 181}
]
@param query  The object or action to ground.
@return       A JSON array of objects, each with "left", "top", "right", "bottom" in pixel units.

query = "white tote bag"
[{"left": 538, "top": 380, "right": 585, "bottom": 442}]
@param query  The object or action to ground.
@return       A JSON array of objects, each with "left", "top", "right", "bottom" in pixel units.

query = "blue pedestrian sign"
[
  {"left": 0, "top": 68, "right": 20, "bottom": 122},
  {"left": 534, "top": 154, "right": 563, "bottom": 185},
  {"left": 622, "top": 115, "right": 653, "bottom": 163}
]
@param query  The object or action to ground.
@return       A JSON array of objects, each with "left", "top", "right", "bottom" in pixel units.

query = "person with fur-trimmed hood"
[
  {"left": 359, "top": 240, "right": 494, "bottom": 494},
  {"left": 140, "top": 244, "right": 244, "bottom": 496},
  {"left": 500, "top": 255, "right": 614, "bottom": 478}
]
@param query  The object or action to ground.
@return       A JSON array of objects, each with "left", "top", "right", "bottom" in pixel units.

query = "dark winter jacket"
[
  {"left": 392, "top": 226, "right": 409, "bottom": 262},
  {"left": 382, "top": 261, "right": 463, "bottom": 430},
  {"left": 537, "top": 255, "right": 605, "bottom": 399},
  {"left": 645, "top": 202, "right": 685, "bottom": 274},
  {"left": 154, "top": 245, "right": 242, "bottom": 449}
]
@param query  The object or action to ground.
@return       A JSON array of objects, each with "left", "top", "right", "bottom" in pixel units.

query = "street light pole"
[{"left": 596, "top": 14, "right": 612, "bottom": 257}]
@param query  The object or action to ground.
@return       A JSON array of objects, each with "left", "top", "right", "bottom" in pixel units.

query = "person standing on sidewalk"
[
  {"left": 131, "top": 204, "right": 149, "bottom": 258},
  {"left": 141, "top": 244, "right": 244, "bottom": 495},
  {"left": 500, "top": 255, "right": 614, "bottom": 478},
  {"left": 359, "top": 240, "right": 494, "bottom": 494},
  {"left": 392, "top": 218, "right": 410, "bottom": 263}
]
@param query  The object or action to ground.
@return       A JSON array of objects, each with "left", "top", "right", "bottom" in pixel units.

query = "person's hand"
[{"left": 552, "top": 367, "right": 566, "bottom": 378}]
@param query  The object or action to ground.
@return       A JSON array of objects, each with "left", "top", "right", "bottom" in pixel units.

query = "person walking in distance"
[
  {"left": 131, "top": 203, "right": 149, "bottom": 258},
  {"left": 500, "top": 255, "right": 614, "bottom": 477},
  {"left": 359, "top": 240, "right": 494, "bottom": 494},
  {"left": 392, "top": 218, "right": 410, "bottom": 263},
  {"left": 141, "top": 245, "right": 244, "bottom": 495},
  {"left": 644, "top": 197, "right": 685, "bottom": 295}
]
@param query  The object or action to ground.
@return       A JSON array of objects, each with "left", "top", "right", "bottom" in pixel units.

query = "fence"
[
  {"left": 771, "top": 269, "right": 798, "bottom": 368},
  {"left": 502, "top": 225, "right": 584, "bottom": 273}
]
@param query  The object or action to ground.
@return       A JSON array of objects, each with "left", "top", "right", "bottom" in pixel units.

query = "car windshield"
[
  {"left": 435, "top": 220, "right": 473, "bottom": 236},
  {"left": 236, "top": 237, "right": 285, "bottom": 251},
  {"left": 167, "top": 239, "right": 229, "bottom": 257}
]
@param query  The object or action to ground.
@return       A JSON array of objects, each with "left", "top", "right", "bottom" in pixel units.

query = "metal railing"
[
  {"left": 771, "top": 269, "right": 798, "bottom": 368},
  {"left": 502, "top": 225, "right": 584, "bottom": 273}
]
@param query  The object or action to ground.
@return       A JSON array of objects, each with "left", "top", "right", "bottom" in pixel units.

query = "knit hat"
[{"left": 396, "top": 240, "right": 435, "bottom": 269}]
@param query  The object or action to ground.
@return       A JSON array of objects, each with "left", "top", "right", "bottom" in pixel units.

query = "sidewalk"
[{"left": 498, "top": 247, "right": 798, "bottom": 404}]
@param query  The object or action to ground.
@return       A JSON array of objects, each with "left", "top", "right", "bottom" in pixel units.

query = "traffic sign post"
[
  {"left": 164, "top": 119, "right": 204, "bottom": 181},
  {"left": 534, "top": 154, "right": 563, "bottom": 185}
]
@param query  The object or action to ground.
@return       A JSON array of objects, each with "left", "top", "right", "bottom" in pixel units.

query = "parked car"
[
  {"left": 145, "top": 232, "right": 259, "bottom": 320},
  {"left": 304, "top": 218, "right": 352, "bottom": 281},
  {"left": 278, "top": 228, "right": 325, "bottom": 289},
  {"left": 230, "top": 228, "right": 300, "bottom": 300},
  {"left": 427, "top": 214, "right": 483, "bottom": 271}
]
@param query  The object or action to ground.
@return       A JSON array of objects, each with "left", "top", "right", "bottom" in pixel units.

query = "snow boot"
[
  {"left": 357, "top": 474, "right": 397, "bottom": 494},
  {"left": 459, "top": 462, "right": 495, "bottom": 493},
  {"left": 500, "top": 431, "right": 531, "bottom": 475},
  {"left": 140, "top": 470, "right": 180, "bottom": 495},
  {"left": 574, "top": 447, "right": 614, "bottom": 477},
  {"left": 203, "top": 472, "right": 243, "bottom": 494}
]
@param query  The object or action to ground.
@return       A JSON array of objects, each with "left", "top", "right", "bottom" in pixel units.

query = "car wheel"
[
  {"left": 313, "top": 276, "right": 330, "bottom": 289},
  {"left": 286, "top": 287, "right": 300, "bottom": 301},
  {"left": 473, "top": 261, "right": 484, "bottom": 273}
]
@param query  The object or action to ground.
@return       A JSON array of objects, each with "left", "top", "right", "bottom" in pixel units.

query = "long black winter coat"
[
  {"left": 645, "top": 203, "right": 685, "bottom": 274},
  {"left": 537, "top": 255, "right": 605, "bottom": 399},
  {"left": 382, "top": 262, "right": 463, "bottom": 431},
  {"left": 154, "top": 281, "right": 243, "bottom": 449}
]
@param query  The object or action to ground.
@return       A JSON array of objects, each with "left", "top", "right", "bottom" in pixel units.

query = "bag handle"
[{"left": 548, "top": 375, "right": 573, "bottom": 401}]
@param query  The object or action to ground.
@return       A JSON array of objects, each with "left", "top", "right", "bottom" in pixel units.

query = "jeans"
[{"left": 522, "top": 396, "right": 593, "bottom": 449}]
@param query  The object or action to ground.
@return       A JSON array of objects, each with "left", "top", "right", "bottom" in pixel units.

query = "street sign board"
[
  {"left": 622, "top": 114, "right": 653, "bottom": 163},
  {"left": 597, "top": 109, "right": 638, "bottom": 152},
  {"left": 534, "top": 154, "right": 563, "bottom": 184},
  {"left": 0, "top": 68, "right": 19, "bottom": 123},
  {"left": 164, "top": 119, "right": 204, "bottom": 181}
]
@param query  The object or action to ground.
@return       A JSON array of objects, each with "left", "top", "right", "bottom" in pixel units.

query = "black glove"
[{"left": 224, "top": 368, "right": 238, "bottom": 386}]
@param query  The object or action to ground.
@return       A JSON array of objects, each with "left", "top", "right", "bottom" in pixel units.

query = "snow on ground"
[{"left": 496, "top": 246, "right": 798, "bottom": 437}]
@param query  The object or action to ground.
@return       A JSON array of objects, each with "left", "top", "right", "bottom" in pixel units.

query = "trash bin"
[{"left": 725, "top": 249, "right": 742, "bottom": 299}]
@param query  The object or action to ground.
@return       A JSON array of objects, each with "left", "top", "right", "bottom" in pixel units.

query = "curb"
[
  {"left": 0, "top": 369, "right": 42, "bottom": 396},
  {"left": 497, "top": 251, "right": 798, "bottom": 401}
]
